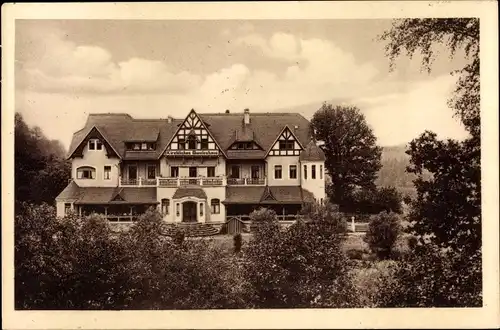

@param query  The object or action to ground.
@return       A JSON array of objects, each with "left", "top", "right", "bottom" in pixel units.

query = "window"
[
  {"left": 320, "top": 165, "right": 323, "bottom": 179},
  {"left": 211, "top": 199, "right": 220, "bottom": 214},
  {"left": 64, "top": 203, "right": 71, "bottom": 215},
  {"left": 237, "top": 143, "right": 244, "bottom": 150},
  {"left": 161, "top": 199, "right": 170, "bottom": 215},
  {"left": 289, "top": 165, "right": 297, "bottom": 179},
  {"left": 176, "top": 203, "right": 180, "bottom": 217},
  {"left": 230, "top": 165, "right": 240, "bottom": 178},
  {"left": 274, "top": 165, "right": 282, "bottom": 179},
  {"left": 77, "top": 166, "right": 96, "bottom": 179},
  {"left": 279, "top": 140, "right": 294, "bottom": 150},
  {"left": 187, "top": 136, "right": 196, "bottom": 149},
  {"left": 189, "top": 167, "right": 197, "bottom": 178},
  {"left": 89, "top": 140, "right": 95, "bottom": 150},
  {"left": 147, "top": 143, "right": 156, "bottom": 151},
  {"left": 104, "top": 166, "right": 111, "bottom": 180},
  {"left": 178, "top": 138, "right": 185, "bottom": 149},
  {"left": 133, "top": 143, "right": 141, "bottom": 150},
  {"left": 96, "top": 140, "right": 103, "bottom": 150},
  {"left": 312, "top": 165, "right": 316, "bottom": 179},
  {"left": 207, "top": 167, "right": 216, "bottom": 177},
  {"left": 200, "top": 203, "right": 204, "bottom": 217},
  {"left": 171, "top": 166, "right": 179, "bottom": 177},
  {"left": 245, "top": 142, "right": 253, "bottom": 150},
  {"left": 320, "top": 198, "right": 323, "bottom": 205},
  {"left": 128, "top": 165, "right": 137, "bottom": 180},
  {"left": 147, "top": 165, "right": 156, "bottom": 179},
  {"left": 201, "top": 138, "right": 209, "bottom": 150},
  {"left": 251, "top": 166, "right": 260, "bottom": 179},
  {"left": 304, "top": 165, "right": 308, "bottom": 180}
]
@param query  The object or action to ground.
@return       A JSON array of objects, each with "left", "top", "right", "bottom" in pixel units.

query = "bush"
[
  {"left": 244, "top": 207, "right": 357, "bottom": 308},
  {"left": 233, "top": 234, "right": 243, "bottom": 254},
  {"left": 364, "top": 212, "right": 401, "bottom": 259},
  {"left": 377, "top": 243, "right": 482, "bottom": 307},
  {"left": 351, "top": 260, "right": 399, "bottom": 307}
]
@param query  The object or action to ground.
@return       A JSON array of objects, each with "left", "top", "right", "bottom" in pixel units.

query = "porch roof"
[
  {"left": 223, "top": 186, "right": 315, "bottom": 205},
  {"left": 172, "top": 187, "right": 207, "bottom": 199},
  {"left": 58, "top": 182, "right": 158, "bottom": 205}
]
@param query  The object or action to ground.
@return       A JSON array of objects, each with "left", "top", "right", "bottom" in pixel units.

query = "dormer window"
[
  {"left": 126, "top": 142, "right": 156, "bottom": 151},
  {"left": 231, "top": 141, "right": 259, "bottom": 150},
  {"left": 88, "top": 139, "right": 102, "bottom": 151}
]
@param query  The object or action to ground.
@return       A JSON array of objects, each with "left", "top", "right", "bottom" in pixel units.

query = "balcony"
[
  {"left": 227, "top": 177, "right": 267, "bottom": 186},
  {"left": 119, "top": 176, "right": 226, "bottom": 187},
  {"left": 118, "top": 176, "right": 267, "bottom": 187}
]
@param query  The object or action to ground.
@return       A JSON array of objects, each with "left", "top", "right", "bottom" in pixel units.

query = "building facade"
[{"left": 56, "top": 109, "right": 326, "bottom": 225}]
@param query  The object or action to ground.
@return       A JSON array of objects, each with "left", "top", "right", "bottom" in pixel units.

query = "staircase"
[{"left": 163, "top": 223, "right": 220, "bottom": 237}]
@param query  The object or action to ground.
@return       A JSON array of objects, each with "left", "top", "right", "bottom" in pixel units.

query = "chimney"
[{"left": 244, "top": 108, "right": 250, "bottom": 125}]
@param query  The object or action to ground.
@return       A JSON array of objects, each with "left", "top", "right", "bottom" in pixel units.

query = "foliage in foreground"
[
  {"left": 244, "top": 206, "right": 358, "bottom": 308},
  {"left": 364, "top": 212, "right": 402, "bottom": 260}
]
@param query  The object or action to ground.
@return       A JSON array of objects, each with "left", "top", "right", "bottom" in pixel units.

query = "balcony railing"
[
  {"left": 118, "top": 176, "right": 266, "bottom": 187},
  {"left": 120, "top": 176, "right": 226, "bottom": 187},
  {"left": 227, "top": 177, "right": 267, "bottom": 186}
]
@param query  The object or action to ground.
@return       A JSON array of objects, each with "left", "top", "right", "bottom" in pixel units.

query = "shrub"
[
  {"left": 351, "top": 260, "right": 399, "bottom": 307},
  {"left": 377, "top": 243, "right": 482, "bottom": 307},
  {"left": 233, "top": 233, "right": 243, "bottom": 254},
  {"left": 364, "top": 212, "right": 401, "bottom": 259},
  {"left": 244, "top": 207, "right": 357, "bottom": 308}
]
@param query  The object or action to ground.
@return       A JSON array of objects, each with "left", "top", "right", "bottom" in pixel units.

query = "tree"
[
  {"left": 379, "top": 18, "right": 481, "bottom": 306},
  {"left": 311, "top": 104, "right": 382, "bottom": 206},
  {"left": 15, "top": 112, "right": 71, "bottom": 210},
  {"left": 364, "top": 212, "right": 402, "bottom": 260},
  {"left": 244, "top": 206, "right": 357, "bottom": 308}
]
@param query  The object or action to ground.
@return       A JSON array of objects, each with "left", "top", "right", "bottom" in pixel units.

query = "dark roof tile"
[{"left": 172, "top": 187, "right": 207, "bottom": 199}]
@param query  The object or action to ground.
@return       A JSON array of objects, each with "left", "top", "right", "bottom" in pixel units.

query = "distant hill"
[{"left": 376, "top": 144, "right": 428, "bottom": 199}]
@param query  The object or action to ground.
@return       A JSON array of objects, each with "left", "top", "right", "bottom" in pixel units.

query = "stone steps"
[{"left": 163, "top": 223, "right": 220, "bottom": 237}]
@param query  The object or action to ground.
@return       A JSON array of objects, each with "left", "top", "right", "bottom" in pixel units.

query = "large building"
[{"left": 56, "top": 109, "right": 326, "bottom": 226}]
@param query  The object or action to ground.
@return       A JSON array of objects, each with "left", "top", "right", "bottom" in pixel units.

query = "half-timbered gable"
[
  {"left": 267, "top": 126, "right": 303, "bottom": 156},
  {"left": 163, "top": 109, "right": 223, "bottom": 157}
]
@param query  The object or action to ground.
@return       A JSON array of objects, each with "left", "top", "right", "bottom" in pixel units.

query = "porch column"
[{"left": 78, "top": 206, "right": 82, "bottom": 216}]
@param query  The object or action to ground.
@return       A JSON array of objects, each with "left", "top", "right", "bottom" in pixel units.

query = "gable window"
[
  {"left": 64, "top": 203, "right": 71, "bottom": 215},
  {"left": 201, "top": 138, "right": 209, "bottom": 150},
  {"left": 274, "top": 165, "right": 282, "bottom": 179},
  {"left": 211, "top": 199, "right": 220, "bottom": 214},
  {"left": 178, "top": 138, "right": 185, "bottom": 149},
  {"left": 77, "top": 166, "right": 96, "bottom": 179},
  {"left": 89, "top": 140, "right": 95, "bottom": 150},
  {"left": 171, "top": 166, "right": 179, "bottom": 178},
  {"left": 245, "top": 142, "right": 253, "bottom": 149},
  {"left": 304, "top": 165, "right": 308, "bottom": 180},
  {"left": 104, "top": 166, "right": 111, "bottom": 180},
  {"left": 207, "top": 167, "right": 216, "bottom": 177},
  {"left": 161, "top": 199, "right": 170, "bottom": 215},
  {"left": 147, "top": 143, "right": 156, "bottom": 151},
  {"left": 279, "top": 140, "right": 294, "bottom": 150},
  {"left": 289, "top": 165, "right": 297, "bottom": 179},
  {"left": 147, "top": 165, "right": 156, "bottom": 179},
  {"left": 133, "top": 143, "right": 141, "bottom": 150},
  {"left": 187, "top": 135, "right": 197, "bottom": 149},
  {"left": 320, "top": 165, "right": 323, "bottom": 179},
  {"left": 312, "top": 165, "right": 316, "bottom": 179}
]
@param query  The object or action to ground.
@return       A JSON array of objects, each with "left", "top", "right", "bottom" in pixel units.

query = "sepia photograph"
[{"left": 2, "top": 1, "right": 499, "bottom": 329}]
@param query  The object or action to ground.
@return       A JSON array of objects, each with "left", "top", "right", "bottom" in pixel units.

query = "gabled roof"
[
  {"left": 67, "top": 111, "right": 313, "bottom": 160},
  {"left": 265, "top": 124, "right": 304, "bottom": 157},
  {"left": 300, "top": 140, "right": 326, "bottom": 161}
]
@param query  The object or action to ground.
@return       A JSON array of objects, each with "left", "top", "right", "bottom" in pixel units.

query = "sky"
[{"left": 15, "top": 19, "right": 470, "bottom": 149}]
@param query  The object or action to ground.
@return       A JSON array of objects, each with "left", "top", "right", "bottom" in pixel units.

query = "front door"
[{"left": 182, "top": 201, "right": 197, "bottom": 222}]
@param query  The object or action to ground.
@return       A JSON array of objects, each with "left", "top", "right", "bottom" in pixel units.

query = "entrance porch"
[{"left": 75, "top": 203, "right": 158, "bottom": 222}]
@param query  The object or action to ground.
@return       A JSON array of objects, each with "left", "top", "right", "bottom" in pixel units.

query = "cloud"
[{"left": 17, "top": 26, "right": 202, "bottom": 94}]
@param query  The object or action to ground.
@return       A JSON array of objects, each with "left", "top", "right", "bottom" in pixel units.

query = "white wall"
[
  {"left": 300, "top": 161, "right": 326, "bottom": 201},
  {"left": 203, "top": 186, "right": 226, "bottom": 223},
  {"left": 72, "top": 142, "right": 120, "bottom": 187},
  {"left": 266, "top": 156, "right": 300, "bottom": 186}
]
